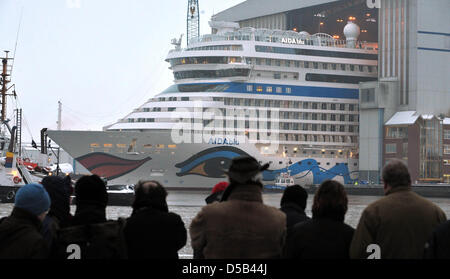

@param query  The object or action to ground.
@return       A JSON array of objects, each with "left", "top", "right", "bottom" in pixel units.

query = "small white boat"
[{"left": 264, "top": 171, "right": 295, "bottom": 190}]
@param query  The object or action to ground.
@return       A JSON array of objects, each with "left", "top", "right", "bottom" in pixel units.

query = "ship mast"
[{"left": 1, "top": 50, "right": 14, "bottom": 123}]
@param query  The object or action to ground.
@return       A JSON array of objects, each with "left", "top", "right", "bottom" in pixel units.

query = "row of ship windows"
[
  {"left": 128, "top": 113, "right": 359, "bottom": 123},
  {"left": 185, "top": 45, "right": 243, "bottom": 51},
  {"left": 251, "top": 58, "right": 376, "bottom": 73},
  {"left": 90, "top": 143, "right": 177, "bottom": 149},
  {"left": 169, "top": 56, "right": 377, "bottom": 73},
  {"left": 143, "top": 97, "right": 359, "bottom": 111},
  {"left": 89, "top": 143, "right": 358, "bottom": 164},
  {"left": 125, "top": 118, "right": 359, "bottom": 133}
]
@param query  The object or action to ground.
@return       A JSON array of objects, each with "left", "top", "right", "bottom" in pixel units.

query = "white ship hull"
[{"left": 47, "top": 130, "right": 358, "bottom": 188}]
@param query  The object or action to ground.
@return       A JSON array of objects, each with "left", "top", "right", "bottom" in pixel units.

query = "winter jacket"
[
  {"left": 280, "top": 202, "right": 310, "bottom": 229},
  {"left": 284, "top": 218, "right": 354, "bottom": 259},
  {"left": 124, "top": 206, "right": 187, "bottom": 259},
  {"left": 424, "top": 220, "right": 450, "bottom": 259},
  {"left": 190, "top": 182, "right": 286, "bottom": 259},
  {"left": 350, "top": 186, "right": 447, "bottom": 259},
  {"left": 0, "top": 207, "right": 49, "bottom": 259},
  {"left": 53, "top": 203, "right": 127, "bottom": 259}
]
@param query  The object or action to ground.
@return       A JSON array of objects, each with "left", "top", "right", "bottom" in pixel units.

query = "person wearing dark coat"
[
  {"left": 424, "top": 220, "right": 450, "bottom": 259},
  {"left": 0, "top": 183, "right": 51, "bottom": 259},
  {"left": 40, "top": 175, "right": 73, "bottom": 250},
  {"left": 280, "top": 185, "right": 310, "bottom": 229},
  {"left": 284, "top": 180, "right": 354, "bottom": 259},
  {"left": 54, "top": 175, "right": 127, "bottom": 259},
  {"left": 124, "top": 180, "right": 187, "bottom": 259}
]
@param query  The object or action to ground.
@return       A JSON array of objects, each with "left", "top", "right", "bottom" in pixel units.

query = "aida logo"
[{"left": 367, "top": 0, "right": 381, "bottom": 9}]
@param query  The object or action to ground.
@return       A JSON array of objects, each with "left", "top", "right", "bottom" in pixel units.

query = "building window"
[
  {"left": 386, "top": 143, "right": 397, "bottom": 154},
  {"left": 274, "top": 73, "right": 281, "bottom": 79},
  {"left": 304, "top": 61, "right": 309, "bottom": 68},
  {"left": 265, "top": 59, "right": 271, "bottom": 66},
  {"left": 444, "top": 130, "right": 450, "bottom": 140},
  {"left": 444, "top": 145, "right": 450, "bottom": 155},
  {"left": 340, "top": 64, "right": 346, "bottom": 71},
  {"left": 295, "top": 61, "right": 300, "bottom": 67},
  {"left": 285, "top": 60, "right": 290, "bottom": 67},
  {"left": 313, "top": 62, "right": 319, "bottom": 69},
  {"left": 332, "top": 64, "right": 337, "bottom": 70},
  {"left": 361, "top": 88, "right": 375, "bottom": 103},
  {"left": 387, "top": 127, "right": 408, "bottom": 139}
]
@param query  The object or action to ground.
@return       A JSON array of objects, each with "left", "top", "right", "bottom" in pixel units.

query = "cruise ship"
[{"left": 47, "top": 18, "right": 378, "bottom": 188}]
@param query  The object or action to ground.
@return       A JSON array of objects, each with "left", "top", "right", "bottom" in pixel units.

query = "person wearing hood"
[
  {"left": 40, "top": 175, "right": 73, "bottom": 250},
  {"left": 54, "top": 174, "right": 127, "bottom": 259},
  {"left": 124, "top": 180, "right": 187, "bottom": 259},
  {"left": 190, "top": 156, "right": 286, "bottom": 259},
  {"left": 0, "top": 183, "right": 51, "bottom": 259}
]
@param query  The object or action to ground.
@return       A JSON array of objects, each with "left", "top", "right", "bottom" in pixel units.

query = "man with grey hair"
[{"left": 350, "top": 159, "right": 447, "bottom": 259}]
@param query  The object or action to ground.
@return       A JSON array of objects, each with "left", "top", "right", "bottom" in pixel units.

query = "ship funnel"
[{"left": 343, "top": 21, "right": 360, "bottom": 48}]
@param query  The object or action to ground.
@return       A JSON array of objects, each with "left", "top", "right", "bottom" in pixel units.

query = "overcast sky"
[{"left": 0, "top": 0, "right": 245, "bottom": 143}]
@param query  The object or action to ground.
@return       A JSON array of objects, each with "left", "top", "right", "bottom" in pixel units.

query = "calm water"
[{"left": 2, "top": 191, "right": 450, "bottom": 258}]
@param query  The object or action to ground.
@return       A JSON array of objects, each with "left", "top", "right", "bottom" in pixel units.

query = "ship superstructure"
[{"left": 47, "top": 18, "right": 378, "bottom": 187}]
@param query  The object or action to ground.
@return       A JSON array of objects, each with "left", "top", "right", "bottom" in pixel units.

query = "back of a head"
[
  {"left": 132, "top": 180, "right": 168, "bottom": 212},
  {"left": 14, "top": 183, "right": 51, "bottom": 217},
  {"left": 41, "top": 175, "right": 72, "bottom": 201},
  {"left": 41, "top": 175, "right": 72, "bottom": 221},
  {"left": 75, "top": 175, "right": 108, "bottom": 207},
  {"left": 280, "top": 185, "right": 308, "bottom": 210},
  {"left": 382, "top": 159, "right": 411, "bottom": 188},
  {"left": 312, "top": 180, "right": 348, "bottom": 222}
]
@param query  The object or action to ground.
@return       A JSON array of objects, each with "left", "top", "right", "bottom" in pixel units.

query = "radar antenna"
[{"left": 187, "top": 0, "right": 200, "bottom": 46}]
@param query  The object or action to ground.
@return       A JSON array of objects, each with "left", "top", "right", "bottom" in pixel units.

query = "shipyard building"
[{"left": 213, "top": 0, "right": 450, "bottom": 183}]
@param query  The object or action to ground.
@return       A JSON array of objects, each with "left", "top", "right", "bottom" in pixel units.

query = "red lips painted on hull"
[{"left": 76, "top": 152, "right": 151, "bottom": 180}]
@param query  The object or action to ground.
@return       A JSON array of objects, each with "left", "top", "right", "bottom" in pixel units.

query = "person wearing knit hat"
[
  {"left": 14, "top": 183, "right": 51, "bottom": 219},
  {"left": 0, "top": 183, "right": 51, "bottom": 258}
]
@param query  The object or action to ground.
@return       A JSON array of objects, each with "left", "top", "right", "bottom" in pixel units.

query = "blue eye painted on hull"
[
  {"left": 176, "top": 147, "right": 357, "bottom": 184},
  {"left": 175, "top": 146, "right": 250, "bottom": 177}
]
